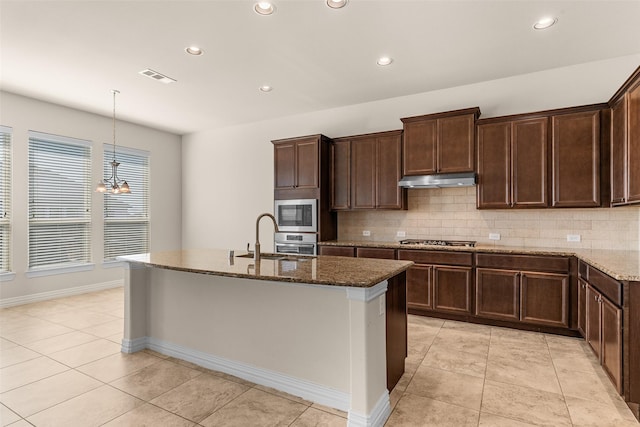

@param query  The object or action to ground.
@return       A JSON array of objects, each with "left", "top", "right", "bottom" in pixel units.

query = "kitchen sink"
[{"left": 235, "top": 253, "right": 313, "bottom": 261}]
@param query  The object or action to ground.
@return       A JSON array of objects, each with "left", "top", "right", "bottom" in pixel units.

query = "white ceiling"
[{"left": 2, "top": 0, "right": 640, "bottom": 135}]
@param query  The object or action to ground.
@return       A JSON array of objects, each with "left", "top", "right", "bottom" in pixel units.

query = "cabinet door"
[
  {"left": 578, "top": 278, "right": 588, "bottom": 336},
  {"left": 586, "top": 285, "right": 602, "bottom": 359},
  {"left": 477, "top": 122, "right": 511, "bottom": 208},
  {"left": 520, "top": 271, "right": 569, "bottom": 328},
  {"left": 475, "top": 268, "right": 519, "bottom": 321},
  {"left": 406, "top": 265, "right": 433, "bottom": 310},
  {"left": 351, "top": 138, "right": 376, "bottom": 209},
  {"left": 611, "top": 98, "right": 628, "bottom": 205},
  {"left": 628, "top": 83, "right": 640, "bottom": 203},
  {"left": 601, "top": 296, "right": 622, "bottom": 394},
  {"left": 438, "top": 114, "right": 475, "bottom": 173},
  {"left": 376, "top": 134, "right": 404, "bottom": 209},
  {"left": 274, "top": 142, "right": 296, "bottom": 189},
  {"left": 331, "top": 139, "right": 351, "bottom": 210},
  {"left": 551, "top": 111, "right": 601, "bottom": 207},
  {"left": 512, "top": 118, "right": 548, "bottom": 207},
  {"left": 403, "top": 120, "right": 436, "bottom": 175},
  {"left": 433, "top": 265, "right": 472, "bottom": 314},
  {"left": 295, "top": 139, "right": 319, "bottom": 189}
]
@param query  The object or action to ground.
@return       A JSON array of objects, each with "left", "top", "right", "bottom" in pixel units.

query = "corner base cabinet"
[{"left": 580, "top": 261, "right": 623, "bottom": 394}]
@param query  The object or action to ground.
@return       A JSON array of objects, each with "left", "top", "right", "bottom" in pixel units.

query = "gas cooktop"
[{"left": 399, "top": 239, "right": 476, "bottom": 247}]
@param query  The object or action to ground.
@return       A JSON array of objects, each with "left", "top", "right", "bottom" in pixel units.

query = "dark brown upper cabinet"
[
  {"left": 476, "top": 104, "right": 606, "bottom": 210},
  {"left": 401, "top": 107, "right": 481, "bottom": 176},
  {"left": 477, "top": 117, "right": 548, "bottom": 209},
  {"left": 331, "top": 130, "right": 406, "bottom": 210},
  {"left": 610, "top": 66, "right": 640, "bottom": 206},
  {"left": 272, "top": 134, "right": 334, "bottom": 202},
  {"left": 551, "top": 107, "right": 603, "bottom": 207},
  {"left": 330, "top": 138, "right": 351, "bottom": 210},
  {"left": 273, "top": 136, "right": 320, "bottom": 191}
]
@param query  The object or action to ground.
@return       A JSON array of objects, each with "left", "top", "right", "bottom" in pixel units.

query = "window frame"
[
  {"left": 27, "top": 131, "right": 93, "bottom": 276},
  {"left": 0, "top": 125, "right": 13, "bottom": 280},
  {"left": 102, "top": 145, "right": 150, "bottom": 264}
]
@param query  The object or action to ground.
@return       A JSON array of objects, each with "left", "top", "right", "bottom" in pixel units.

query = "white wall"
[
  {"left": 0, "top": 91, "right": 182, "bottom": 302},
  {"left": 182, "top": 55, "right": 640, "bottom": 251}
]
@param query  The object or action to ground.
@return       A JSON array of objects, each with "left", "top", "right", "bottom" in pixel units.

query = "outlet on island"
[
  {"left": 489, "top": 233, "right": 501, "bottom": 240},
  {"left": 362, "top": 230, "right": 371, "bottom": 237},
  {"left": 567, "top": 234, "right": 581, "bottom": 242},
  {"left": 396, "top": 231, "right": 406, "bottom": 237}
]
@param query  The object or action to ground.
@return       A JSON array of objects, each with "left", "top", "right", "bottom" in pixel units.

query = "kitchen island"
[{"left": 119, "top": 249, "right": 412, "bottom": 427}]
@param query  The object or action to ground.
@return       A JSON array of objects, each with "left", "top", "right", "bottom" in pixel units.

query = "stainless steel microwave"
[{"left": 274, "top": 199, "right": 317, "bottom": 233}]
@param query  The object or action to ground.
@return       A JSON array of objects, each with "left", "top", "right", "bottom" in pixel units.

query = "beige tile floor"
[{"left": 0, "top": 287, "right": 639, "bottom": 427}]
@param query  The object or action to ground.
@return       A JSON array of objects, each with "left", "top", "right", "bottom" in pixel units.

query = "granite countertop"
[
  {"left": 119, "top": 249, "right": 413, "bottom": 288},
  {"left": 319, "top": 240, "right": 640, "bottom": 281}
]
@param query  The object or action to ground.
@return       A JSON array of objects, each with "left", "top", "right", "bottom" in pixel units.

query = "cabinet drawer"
[
  {"left": 476, "top": 253, "right": 569, "bottom": 273},
  {"left": 398, "top": 250, "right": 472, "bottom": 266},
  {"left": 587, "top": 265, "right": 622, "bottom": 307},
  {"left": 356, "top": 247, "right": 396, "bottom": 259},
  {"left": 319, "top": 246, "right": 355, "bottom": 257}
]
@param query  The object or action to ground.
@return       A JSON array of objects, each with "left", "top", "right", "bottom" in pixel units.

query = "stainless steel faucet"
[{"left": 255, "top": 213, "right": 279, "bottom": 262}]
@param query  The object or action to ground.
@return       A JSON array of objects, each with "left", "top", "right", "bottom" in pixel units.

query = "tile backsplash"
[{"left": 337, "top": 187, "right": 640, "bottom": 251}]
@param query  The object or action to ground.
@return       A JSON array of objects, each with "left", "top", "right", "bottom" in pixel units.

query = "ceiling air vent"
[{"left": 138, "top": 69, "right": 177, "bottom": 84}]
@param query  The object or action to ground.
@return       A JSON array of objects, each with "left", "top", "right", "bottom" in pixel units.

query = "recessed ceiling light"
[
  {"left": 185, "top": 46, "right": 203, "bottom": 56},
  {"left": 254, "top": 2, "right": 275, "bottom": 15},
  {"left": 533, "top": 17, "right": 558, "bottom": 30},
  {"left": 327, "top": 0, "right": 348, "bottom": 9},
  {"left": 259, "top": 85, "right": 273, "bottom": 92},
  {"left": 377, "top": 56, "right": 393, "bottom": 66}
]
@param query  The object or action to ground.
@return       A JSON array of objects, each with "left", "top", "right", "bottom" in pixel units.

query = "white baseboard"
[
  {"left": 347, "top": 391, "right": 391, "bottom": 427},
  {"left": 0, "top": 280, "right": 123, "bottom": 308},
  {"left": 141, "top": 336, "right": 351, "bottom": 413},
  {"left": 121, "top": 337, "right": 147, "bottom": 354}
]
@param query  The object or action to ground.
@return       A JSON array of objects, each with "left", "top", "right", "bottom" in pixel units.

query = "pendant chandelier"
[{"left": 96, "top": 89, "right": 131, "bottom": 194}]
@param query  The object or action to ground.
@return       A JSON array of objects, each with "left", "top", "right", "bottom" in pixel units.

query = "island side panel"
[
  {"left": 346, "top": 281, "right": 392, "bottom": 426},
  {"left": 122, "top": 262, "right": 150, "bottom": 353},
  {"left": 146, "top": 268, "right": 351, "bottom": 396}
]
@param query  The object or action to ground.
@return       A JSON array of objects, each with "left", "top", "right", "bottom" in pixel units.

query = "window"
[
  {"left": 103, "top": 146, "right": 149, "bottom": 261},
  {"left": 28, "top": 131, "right": 91, "bottom": 270},
  {"left": 0, "top": 126, "right": 11, "bottom": 273}
]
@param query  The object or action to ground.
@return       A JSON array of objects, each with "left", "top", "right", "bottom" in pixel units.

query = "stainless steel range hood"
[{"left": 398, "top": 172, "right": 476, "bottom": 188}]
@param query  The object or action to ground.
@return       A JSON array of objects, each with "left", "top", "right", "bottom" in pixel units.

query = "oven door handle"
[{"left": 275, "top": 243, "right": 315, "bottom": 254}]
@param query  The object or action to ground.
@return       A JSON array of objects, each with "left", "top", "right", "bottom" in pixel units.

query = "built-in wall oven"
[
  {"left": 274, "top": 232, "right": 317, "bottom": 256},
  {"left": 274, "top": 199, "right": 317, "bottom": 233}
]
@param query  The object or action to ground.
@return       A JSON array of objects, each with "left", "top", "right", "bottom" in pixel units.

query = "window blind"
[
  {"left": 28, "top": 131, "right": 91, "bottom": 269},
  {"left": 104, "top": 146, "right": 149, "bottom": 260},
  {"left": 0, "top": 126, "right": 11, "bottom": 273}
]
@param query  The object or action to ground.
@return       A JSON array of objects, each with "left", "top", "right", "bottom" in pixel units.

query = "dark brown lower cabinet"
[
  {"left": 406, "top": 265, "right": 433, "bottom": 310},
  {"left": 475, "top": 269, "right": 519, "bottom": 321},
  {"left": 586, "top": 284, "right": 622, "bottom": 393},
  {"left": 520, "top": 272, "right": 569, "bottom": 328},
  {"left": 318, "top": 246, "right": 355, "bottom": 257},
  {"left": 385, "top": 272, "right": 407, "bottom": 392},
  {"left": 399, "top": 250, "right": 473, "bottom": 316},
  {"left": 586, "top": 285, "right": 602, "bottom": 358},
  {"left": 475, "top": 268, "right": 569, "bottom": 328},
  {"left": 433, "top": 266, "right": 472, "bottom": 314}
]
